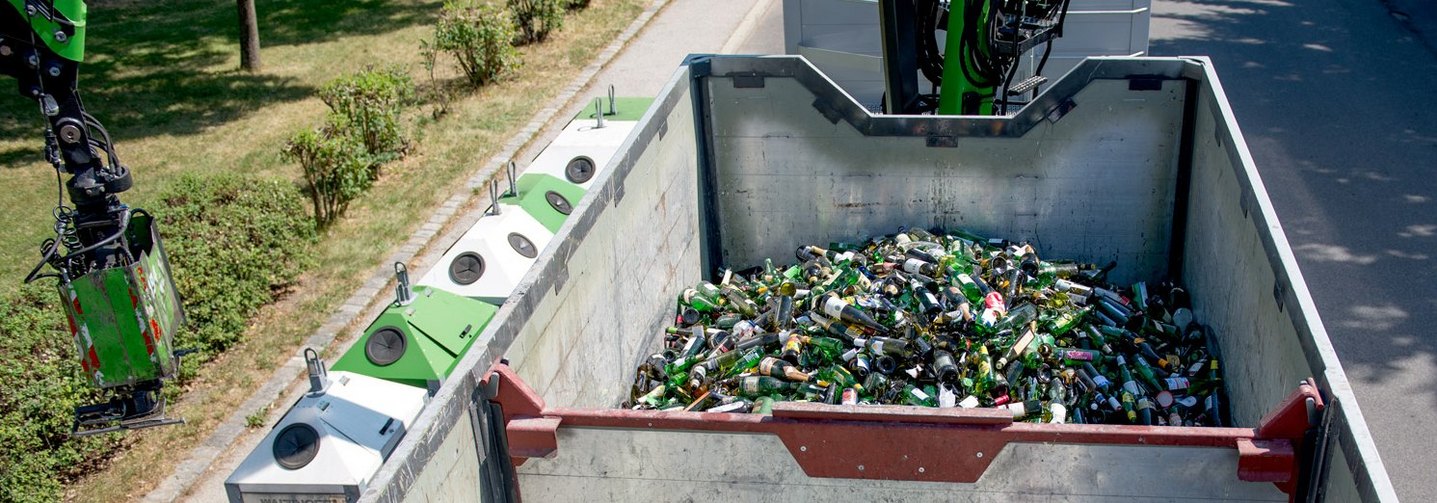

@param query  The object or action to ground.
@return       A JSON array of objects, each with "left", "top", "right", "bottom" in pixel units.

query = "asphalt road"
[{"left": 1149, "top": 0, "right": 1437, "bottom": 500}]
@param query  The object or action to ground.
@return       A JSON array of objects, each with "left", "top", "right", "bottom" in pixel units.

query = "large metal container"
[{"left": 362, "top": 56, "right": 1396, "bottom": 502}]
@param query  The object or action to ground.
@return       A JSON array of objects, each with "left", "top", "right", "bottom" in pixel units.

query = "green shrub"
[
  {"left": 158, "top": 174, "right": 316, "bottom": 358},
  {"left": 318, "top": 67, "right": 415, "bottom": 164},
  {"left": 424, "top": 1, "right": 522, "bottom": 88},
  {"left": 0, "top": 283, "right": 112, "bottom": 503},
  {"left": 508, "top": 0, "right": 564, "bottom": 44},
  {"left": 284, "top": 126, "right": 373, "bottom": 228},
  {"left": 0, "top": 175, "right": 313, "bottom": 501}
]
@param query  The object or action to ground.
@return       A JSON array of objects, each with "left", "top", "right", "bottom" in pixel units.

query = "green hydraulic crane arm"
[
  {"left": 938, "top": 0, "right": 995, "bottom": 115},
  {"left": 6, "top": 0, "right": 86, "bottom": 61}
]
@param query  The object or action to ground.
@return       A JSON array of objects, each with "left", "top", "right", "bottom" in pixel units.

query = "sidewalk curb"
[{"left": 141, "top": 1, "right": 673, "bottom": 500}]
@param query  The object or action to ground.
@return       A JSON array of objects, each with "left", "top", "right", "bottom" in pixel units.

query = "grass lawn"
[{"left": 0, "top": 0, "right": 647, "bottom": 499}]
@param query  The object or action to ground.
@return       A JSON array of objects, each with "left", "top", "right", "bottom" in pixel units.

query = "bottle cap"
[{"left": 1156, "top": 390, "right": 1175, "bottom": 408}]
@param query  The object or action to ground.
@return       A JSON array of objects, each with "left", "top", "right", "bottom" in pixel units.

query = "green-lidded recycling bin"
[
  {"left": 331, "top": 285, "right": 498, "bottom": 389},
  {"left": 498, "top": 173, "right": 586, "bottom": 233}
]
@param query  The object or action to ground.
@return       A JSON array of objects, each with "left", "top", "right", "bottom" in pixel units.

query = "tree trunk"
[{"left": 237, "top": 0, "right": 261, "bottom": 71}]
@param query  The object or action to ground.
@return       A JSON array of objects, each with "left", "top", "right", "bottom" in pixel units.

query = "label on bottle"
[
  {"left": 842, "top": 388, "right": 858, "bottom": 405},
  {"left": 1123, "top": 380, "right": 1139, "bottom": 395},
  {"left": 708, "top": 401, "right": 749, "bottom": 414},
  {"left": 1106, "top": 395, "right": 1122, "bottom": 411},
  {"left": 823, "top": 296, "right": 848, "bottom": 319},
  {"left": 902, "top": 258, "right": 926, "bottom": 275},
  {"left": 871, "top": 340, "right": 884, "bottom": 355},
  {"left": 1049, "top": 403, "right": 1067, "bottom": 424},
  {"left": 759, "top": 358, "right": 781, "bottom": 375},
  {"left": 1165, "top": 377, "right": 1190, "bottom": 390},
  {"left": 1188, "top": 360, "right": 1206, "bottom": 376},
  {"left": 1061, "top": 349, "right": 1094, "bottom": 362},
  {"left": 1176, "top": 396, "right": 1199, "bottom": 408},
  {"left": 1005, "top": 401, "right": 1027, "bottom": 418},
  {"left": 741, "top": 378, "right": 761, "bottom": 394},
  {"left": 984, "top": 291, "right": 1006, "bottom": 311},
  {"left": 910, "top": 388, "right": 931, "bottom": 401}
]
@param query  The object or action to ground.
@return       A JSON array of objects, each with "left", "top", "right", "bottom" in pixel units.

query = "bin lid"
[
  {"left": 498, "top": 174, "right": 587, "bottom": 233},
  {"left": 330, "top": 287, "right": 498, "bottom": 385},
  {"left": 416, "top": 204, "right": 555, "bottom": 304}
]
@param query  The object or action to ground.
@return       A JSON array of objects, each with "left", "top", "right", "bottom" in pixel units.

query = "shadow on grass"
[{"left": 0, "top": 0, "right": 440, "bottom": 166}]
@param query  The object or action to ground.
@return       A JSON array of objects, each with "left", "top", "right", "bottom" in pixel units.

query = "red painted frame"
[{"left": 482, "top": 365, "right": 1320, "bottom": 499}]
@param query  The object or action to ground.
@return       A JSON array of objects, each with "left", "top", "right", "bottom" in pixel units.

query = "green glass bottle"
[
  {"left": 680, "top": 287, "right": 721, "bottom": 312},
  {"left": 902, "top": 383, "right": 937, "bottom": 407},
  {"left": 726, "top": 347, "right": 764, "bottom": 377},
  {"left": 1131, "top": 355, "right": 1163, "bottom": 392},
  {"left": 956, "top": 273, "right": 983, "bottom": 303},
  {"left": 720, "top": 285, "right": 758, "bottom": 318},
  {"left": 1083, "top": 325, "right": 1115, "bottom": 354},
  {"left": 804, "top": 336, "right": 845, "bottom": 362},
  {"left": 1049, "top": 305, "right": 1089, "bottom": 337},
  {"left": 729, "top": 376, "right": 800, "bottom": 397},
  {"left": 752, "top": 396, "right": 776, "bottom": 415},
  {"left": 758, "top": 357, "right": 811, "bottom": 382},
  {"left": 815, "top": 365, "right": 863, "bottom": 392},
  {"left": 637, "top": 384, "right": 667, "bottom": 407},
  {"left": 1117, "top": 355, "right": 1140, "bottom": 423},
  {"left": 814, "top": 292, "right": 887, "bottom": 332},
  {"left": 853, "top": 336, "right": 911, "bottom": 358},
  {"left": 779, "top": 331, "right": 804, "bottom": 364},
  {"left": 1052, "top": 347, "right": 1104, "bottom": 365},
  {"left": 1135, "top": 396, "right": 1154, "bottom": 425},
  {"left": 1004, "top": 399, "right": 1043, "bottom": 419}
]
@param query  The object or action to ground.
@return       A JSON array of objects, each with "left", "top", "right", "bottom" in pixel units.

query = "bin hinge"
[
  {"left": 1241, "top": 378, "right": 1324, "bottom": 496},
  {"left": 482, "top": 364, "right": 561, "bottom": 466}
]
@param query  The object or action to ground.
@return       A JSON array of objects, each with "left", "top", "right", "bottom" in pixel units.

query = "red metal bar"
[{"left": 486, "top": 363, "right": 1319, "bottom": 498}]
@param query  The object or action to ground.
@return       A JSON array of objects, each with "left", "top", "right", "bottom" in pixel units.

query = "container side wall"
[
  {"left": 516, "top": 427, "right": 1285, "bottom": 501},
  {"left": 1181, "top": 86, "right": 1312, "bottom": 428},
  {"left": 704, "top": 75, "right": 1185, "bottom": 289},
  {"left": 1181, "top": 59, "right": 1396, "bottom": 501},
  {"left": 399, "top": 408, "right": 479, "bottom": 503},
  {"left": 505, "top": 84, "right": 703, "bottom": 410}
]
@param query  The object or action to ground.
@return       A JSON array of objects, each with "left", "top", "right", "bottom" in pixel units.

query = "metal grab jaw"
[
  {"left": 73, "top": 380, "right": 183, "bottom": 436},
  {"left": 65, "top": 213, "right": 187, "bottom": 437}
]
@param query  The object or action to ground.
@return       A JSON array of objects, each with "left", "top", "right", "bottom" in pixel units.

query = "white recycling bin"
[
  {"left": 417, "top": 205, "right": 556, "bottom": 304},
  {"left": 522, "top": 119, "right": 638, "bottom": 191},
  {"left": 224, "top": 371, "right": 428, "bottom": 503}
]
